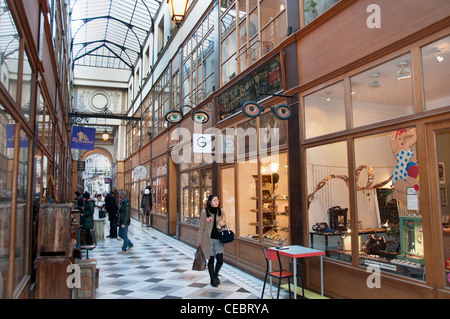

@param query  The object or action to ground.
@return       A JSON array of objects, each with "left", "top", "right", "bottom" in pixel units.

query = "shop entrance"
[{"left": 427, "top": 120, "right": 450, "bottom": 294}]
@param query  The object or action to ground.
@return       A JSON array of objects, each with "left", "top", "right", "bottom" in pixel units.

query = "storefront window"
[
  {"left": 238, "top": 158, "right": 258, "bottom": 241},
  {"left": 421, "top": 36, "right": 450, "bottom": 110},
  {"left": 0, "top": 1, "right": 20, "bottom": 103},
  {"left": 0, "top": 104, "right": 13, "bottom": 298},
  {"left": 436, "top": 129, "right": 450, "bottom": 288},
  {"left": 304, "top": 81, "right": 345, "bottom": 139},
  {"left": 15, "top": 128, "right": 29, "bottom": 289},
  {"left": 303, "top": 0, "right": 340, "bottom": 25},
  {"left": 355, "top": 128, "right": 424, "bottom": 280},
  {"left": 260, "top": 0, "right": 286, "bottom": 54},
  {"left": 307, "top": 141, "right": 350, "bottom": 262},
  {"left": 181, "top": 169, "right": 211, "bottom": 225},
  {"left": 261, "top": 153, "right": 289, "bottom": 245},
  {"left": 152, "top": 157, "right": 168, "bottom": 215},
  {"left": 351, "top": 54, "right": 413, "bottom": 128},
  {"left": 221, "top": 167, "right": 235, "bottom": 231}
]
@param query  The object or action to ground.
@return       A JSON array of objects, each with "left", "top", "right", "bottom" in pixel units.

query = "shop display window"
[
  {"left": 351, "top": 54, "right": 413, "bottom": 128},
  {"left": 354, "top": 128, "right": 424, "bottom": 280},
  {"left": 15, "top": 128, "right": 29, "bottom": 289},
  {"left": 436, "top": 129, "right": 450, "bottom": 288},
  {"left": 181, "top": 169, "right": 211, "bottom": 225},
  {"left": 304, "top": 81, "right": 346, "bottom": 139},
  {"left": 307, "top": 141, "right": 350, "bottom": 262},
  {"left": 152, "top": 157, "right": 168, "bottom": 215},
  {"left": 303, "top": 0, "right": 340, "bottom": 25},
  {"left": 237, "top": 153, "right": 290, "bottom": 245},
  {"left": 221, "top": 167, "right": 236, "bottom": 232},
  {"left": 421, "top": 36, "right": 450, "bottom": 110},
  {"left": 0, "top": 104, "right": 14, "bottom": 298}
]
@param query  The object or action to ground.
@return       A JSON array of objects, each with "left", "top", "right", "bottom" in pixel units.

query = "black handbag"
[{"left": 219, "top": 226, "right": 235, "bottom": 244}]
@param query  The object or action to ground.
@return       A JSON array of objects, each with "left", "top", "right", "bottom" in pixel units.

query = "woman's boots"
[{"left": 208, "top": 254, "right": 223, "bottom": 287}]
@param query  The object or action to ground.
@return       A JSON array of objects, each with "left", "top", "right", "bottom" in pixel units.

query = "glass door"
[{"left": 220, "top": 166, "right": 235, "bottom": 232}]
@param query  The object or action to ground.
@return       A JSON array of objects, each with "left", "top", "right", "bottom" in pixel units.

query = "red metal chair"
[{"left": 261, "top": 246, "right": 304, "bottom": 299}]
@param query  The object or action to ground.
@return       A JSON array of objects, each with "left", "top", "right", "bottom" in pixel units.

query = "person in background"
[
  {"left": 118, "top": 191, "right": 134, "bottom": 253},
  {"left": 94, "top": 193, "right": 105, "bottom": 220},
  {"left": 103, "top": 191, "right": 118, "bottom": 238},
  {"left": 74, "top": 191, "right": 84, "bottom": 211},
  {"left": 81, "top": 192, "right": 95, "bottom": 245},
  {"left": 140, "top": 186, "right": 152, "bottom": 227}
]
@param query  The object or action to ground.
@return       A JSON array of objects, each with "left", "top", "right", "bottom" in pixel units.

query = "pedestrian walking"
[
  {"left": 103, "top": 191, "right": 118, "bottom": 238},
  {"left": 118, "top": 190, "right": 134, "bottom": 253},
  {"left": 197, "top": 194, "right": 226, "bottom": 287}
]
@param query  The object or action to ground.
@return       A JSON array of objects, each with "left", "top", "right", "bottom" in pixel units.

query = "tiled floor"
[{"left": 89, "top": 221, "right": 290, "bottom": 299}]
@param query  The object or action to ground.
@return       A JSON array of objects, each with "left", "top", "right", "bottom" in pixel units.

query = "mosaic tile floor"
[{"left": 88, "top": 221, "right": 291, "bottom": 299}]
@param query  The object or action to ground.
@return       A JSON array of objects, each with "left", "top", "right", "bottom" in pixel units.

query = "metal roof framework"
[{"left": 71, "top": 0, "right": 161, "bottom": 71}]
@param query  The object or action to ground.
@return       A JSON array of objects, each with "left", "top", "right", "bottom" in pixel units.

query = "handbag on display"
[
  {"left": 192, "top": 246, "right": 206, "bottom": 271},
  {"left": 218, "top": 226, "right": 235, "bottom": 244}
]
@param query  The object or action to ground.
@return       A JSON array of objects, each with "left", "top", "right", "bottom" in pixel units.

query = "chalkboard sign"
[{"left": 217, "top": 55, "right": 283, "bottom": 121}]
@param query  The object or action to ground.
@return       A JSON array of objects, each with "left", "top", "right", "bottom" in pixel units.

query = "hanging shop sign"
[
  {"left": 104, "top": 177, "right": 112, "bottom": 184},
  {"left": 133, "top": 165, "right": 147, "bottom": 179},
  {"left": 77, "top": 160, "right": 85, "bottom": 171},
  {"left": 217, "top": 55, "right": 283, "bottom": 121},
  {"left": 193, "top": 133, "right": 212, "bottom": 153},
  {"left": 71, "top": 126, "right": 96, "bottom": 150}
]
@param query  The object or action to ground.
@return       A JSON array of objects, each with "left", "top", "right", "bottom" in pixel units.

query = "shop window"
[
  {"left": 303, "top": 0, "right": 340, "bottom": 26},
  {"left": 421, "top": 36, "right": 450, "bottom": 110},
  {"left": 304, "top": 81, "right": 345, "bottom": 139},
  {"left": 181, "top": 169, "right": 212, "bottom": 225},
  {"left": 152, "top": 157, "right": 168, "bottom": 215},
  {"left": 436, "top": 129, "right": 450, "bottom": 288},
  {"left": 15, "top": 128, "right": 29, "bottom": 290},
  {"left": 237, "top": 153, "right": 289, "bottom": 245},
  {"left": 0, "top": 104, "right": 14, "bottom": 298},
  {"left": 37, "top": 88, "right": 45, "bottom": 143},
  {"left": 351, "top": 54, "right": 413, "bottom": 128},
  {"left": 0, "top": 1, "right": 20, "bottom": 103},
  {"left": 355, "top": 128, "right": 424, "bottom": 280},
  {"left": 238, "top": 158, "right": 259, "bottom": 241},
  {"left": 221, "top": 167, "right": 236, "bottom": 231},
  {"left": 307, "top": 141, "right": 350, "bottom": 262}
]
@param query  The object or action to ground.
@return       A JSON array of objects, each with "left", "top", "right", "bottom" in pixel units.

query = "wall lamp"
[
  {"left": 242, "top": 92, "right": 294, "bottom": 120},
  {"left": 164, "top": 105, "right": 209, "bottom": 124}
]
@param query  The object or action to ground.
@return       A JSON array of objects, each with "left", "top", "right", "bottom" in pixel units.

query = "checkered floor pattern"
[{"left": 89, "top": 221, "right": 291, "bottom": 299}]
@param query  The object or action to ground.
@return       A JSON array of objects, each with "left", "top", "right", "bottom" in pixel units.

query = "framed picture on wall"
[
  {"left": 439, "top": 162, "right": 446, "bottom": 184},
  {"left": 440, "top": 187, "right": 448, "bottom": 207}
]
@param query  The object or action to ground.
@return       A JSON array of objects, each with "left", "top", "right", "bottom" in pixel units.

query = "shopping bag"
[
  {"left": 218, "top": 226, "right": 235, "bottom": 244},
  {"left": 192, "top": 246, "right": 206, "bottom": 271}
]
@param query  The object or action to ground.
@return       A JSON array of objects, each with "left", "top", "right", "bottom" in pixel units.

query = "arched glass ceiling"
[{"left": 71, "top": 0, "right": 161, "bottom": 70}]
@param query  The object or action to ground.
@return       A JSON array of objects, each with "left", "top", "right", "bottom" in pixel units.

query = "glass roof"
[{"left": 71, "top": 0, "right": 161, "bottom": 70}]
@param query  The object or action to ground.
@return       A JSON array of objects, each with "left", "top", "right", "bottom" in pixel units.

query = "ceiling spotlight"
[
  {"left": 350, "top": 82, "right": 356, "bottom": 95},
  {"left": 325, "top": 91, "right": 331, "bottom": 102},
  {"left": 397, "top": 62, "right": 411, "bottom": 80},
  {"left": 368, "top": 73, "right": 381, "bottom": 88},
  {"left": 102, "top": 130, "right": 110, "bottom": 142},
  {"left": 435, "top": 48, "right": 444, "bottom": 63}
]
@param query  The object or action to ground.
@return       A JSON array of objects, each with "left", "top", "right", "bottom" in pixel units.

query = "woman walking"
[{"left": 197, "top": 195, "right": 226, "bottom": 287}]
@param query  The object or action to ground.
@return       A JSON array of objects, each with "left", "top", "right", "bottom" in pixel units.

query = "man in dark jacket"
[
  {"left": 118, "top": 191, "right": 133, "bottom": 253},
  {"left": 103, "top": 191, "right": 118, "bottom": 238},
  {"left": 81, "top": 192, "right": 95, "bottom": 244},
  {"left": 140, "top": 186, "right": 152, "bottom": 226}
]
